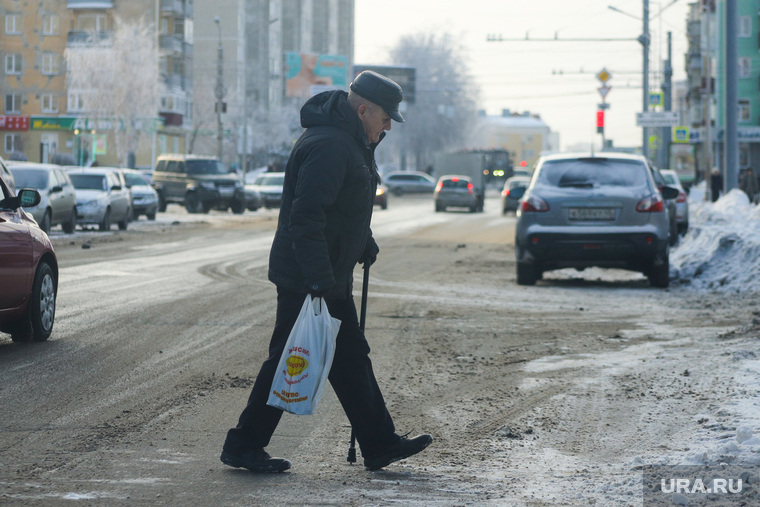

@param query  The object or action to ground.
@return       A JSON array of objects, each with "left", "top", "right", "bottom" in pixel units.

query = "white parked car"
[
  {"left": 66, "top": 168, "right": 131, "bottom": 231},
  {"left": 122, "top": 168, "right": 158, "bottom": 220},
  {"left": 660, "top": 169, "right": 689, "bottom": 236}
]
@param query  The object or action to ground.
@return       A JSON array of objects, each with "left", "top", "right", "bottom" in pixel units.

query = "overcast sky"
[{"left": 355, "top": 0, "right": 691, "bottom": 151}]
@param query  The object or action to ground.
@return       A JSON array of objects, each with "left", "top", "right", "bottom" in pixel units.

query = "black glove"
[
  {"left": 307, "top": 283, "right": 330, "bottom": 299},
  {"left": 358, "top": 238, "right": 379, "bottom": 266}
]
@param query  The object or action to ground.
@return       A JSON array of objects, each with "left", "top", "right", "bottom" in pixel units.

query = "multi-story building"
[
  {"left": 684, "top": 0, "right": 760, "bottom": 183},
  {"left": 1, "top": 0, "right": 193, "bottom": 168},
  {"left": 467, "top": 110, "right": 559, "bottom": 169},
  {"left": 192, "top": 0, "right": 355, "bottom": 170}
]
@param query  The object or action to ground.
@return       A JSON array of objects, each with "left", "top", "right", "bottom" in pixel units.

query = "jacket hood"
[{"left": 300, "top": 90, "right": 371, "bottom": 147}]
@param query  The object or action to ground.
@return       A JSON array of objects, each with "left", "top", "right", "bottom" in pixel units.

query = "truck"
[{"left": 431, "top": 149, "right": 512, "bottom": 213}]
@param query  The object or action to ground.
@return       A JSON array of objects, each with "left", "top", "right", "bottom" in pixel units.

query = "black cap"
[{"left": 350, "top": 71, "right": 405, "bottom": 123}]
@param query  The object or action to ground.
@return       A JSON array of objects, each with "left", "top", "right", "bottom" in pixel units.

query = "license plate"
[
  {"left": 568, "top": 207, "right": 615, "bottom": 220},
  {"left": 218, "top": 186, "right": 234, "bottom": 196}
]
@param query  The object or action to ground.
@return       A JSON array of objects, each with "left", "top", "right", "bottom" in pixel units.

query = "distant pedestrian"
[
  {"left": 739, "top": 167, "right": 758, "bottom": 204},
  {"left": 710, "top": 169, "right": 723, "bottom": 203}
]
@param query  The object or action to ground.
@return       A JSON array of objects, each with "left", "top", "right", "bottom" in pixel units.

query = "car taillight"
[
  {"left": 636, "top": 194, "right": 664, "bottom": 212},
  {"left": 501, "top": 189, "right": 509, "bottom": 196},
  {"left": 467, "top": 182, "right": 473, "bottom": 194},
  {"left": 521, "top": 195, "right": 549, "bottom": 212},
  {"left": 435, "top": 181, "right": 443, "bottom": 192},
  {"left": 676, "top": 191, "right": 687, "bottom": 203}
]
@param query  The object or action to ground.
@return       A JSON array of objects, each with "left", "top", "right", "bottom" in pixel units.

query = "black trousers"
[{"left": 224, "top": 288, "right": 398, "bottom": 458}]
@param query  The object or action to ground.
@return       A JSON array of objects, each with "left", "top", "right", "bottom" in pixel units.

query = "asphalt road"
[{"left": 1, "top": 193, "right": 757, "bottom": 505}]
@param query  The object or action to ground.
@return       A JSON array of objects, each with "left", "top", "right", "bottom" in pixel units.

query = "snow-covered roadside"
[{"left": 671, "top": 183, "right": 760, "bottom": 293}]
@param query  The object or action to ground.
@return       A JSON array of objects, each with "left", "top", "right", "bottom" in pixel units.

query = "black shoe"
[
  {"left": 364, "top": 434, "right": 433, "bottom": 471},
  {"left": 220, "top": 448, "right": 291, "bottom": 473}
]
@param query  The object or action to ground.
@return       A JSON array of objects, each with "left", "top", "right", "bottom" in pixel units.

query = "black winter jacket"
[{"left": 268, "top": 90, "right": 380, "bottom": 299}]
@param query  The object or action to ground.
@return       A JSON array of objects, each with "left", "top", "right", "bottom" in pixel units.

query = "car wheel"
[
  {"left": 231, "top": 198, "right": 246, "bottom": 214},
  {"left": 146, "top": 210, "right": 156, "bottom": 221},
  {"left": 99, "top": 208, "right": 111, "bottom": 231},
  {"left": 647, "top": 253, "right": 670, "bottom": 288},
  {"left": 435, "top": 202, "right": 444, "bottom": 212},
  {"left": 39, "top": 209, "right": 52, "bottom": 235},
  {"left": 62, "top": 207, "right": 77, "bottom": 233},
  {"left": 185, "top": 192, "right": 203, "bottom": 214},
  {"left": 381, "top": 200, "right": 387, "bottom": 210},
  {"left": 516, "top": 262, "right": 538, "bottom": 286},
  {"left": 11, "top": 261, "right": 56, "bottom": 342},
  {"left": 118, "top": 209, "right": 129, "bottom": 230},
  {"left": 157, "top": 191, "right": 167, "bottom": 212}
]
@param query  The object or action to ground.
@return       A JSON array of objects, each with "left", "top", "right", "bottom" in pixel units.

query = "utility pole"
[
  {"left": 703, "top": 2, "right": 713, "bottom": 199},
  {"left": 725, "top": 0, "right": 738, "bottom": 192},
  {"left": 659, "top": 31, "right": 672, "bottom": 170},
  {"left": 214, "top": 17, "right": 225, "bottom": 161},
  {"left": 640, "top": 0, "right": 650, "bottom": 160}
]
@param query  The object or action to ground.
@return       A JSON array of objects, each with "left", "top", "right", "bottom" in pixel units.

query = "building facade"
[
  {"left": 467, "top": 110, "right": 559, "bottom": 169},
  {"left": 1, "top": 0, "right": 193, "bottom": 168},
  {"left": 191, "top": 0, "right": 354, "bottom": 170}
]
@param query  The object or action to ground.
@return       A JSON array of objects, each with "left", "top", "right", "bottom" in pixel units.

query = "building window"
[
  {"left": 738, "top": 16, "right": 751, "bottom": 37},
  {"left": 67, "top": 91, "right": 86, "bottom": 112},
  {"left": 41, "top": 54, "right": 59, "bottom": 75},
  {"left": 41, "top": 94, "right": 59, "bottom": 113},
  {"left": 4, "top": 133, "right": 21, "bottom": 153},
  {"left": 739, "top": 57, "right": 751, "bottom": 78},
  {"left": 738, "top": 99, "right": 751, "bottom": 122},
  {"left": 4, "top": 93, "right": 22, "bottom": 114},
  {"left": 77, "top": 13, "right": 107, "bottom": 32},
  {"left": 43, "top": 15, "right": 60, "bottom": 35},
  {"left": 5, "top": 54, "right": 22, "bottom": 74},
  {"left": 5, "top": 14, "right": 22, "bottom": 34}
]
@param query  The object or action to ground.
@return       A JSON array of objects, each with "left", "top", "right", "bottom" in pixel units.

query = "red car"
[{"left": 0, "top": 171, "right": 58, "bottom": 342}]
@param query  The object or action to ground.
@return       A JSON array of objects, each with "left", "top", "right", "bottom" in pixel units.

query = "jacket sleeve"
[{"left": 288, "top": 141, "right": 349, "bottom": 292}]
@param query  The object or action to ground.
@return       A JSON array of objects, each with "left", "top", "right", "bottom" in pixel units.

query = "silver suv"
[{"left": 511, "top": 153, "right": 679, "bottom": 287}]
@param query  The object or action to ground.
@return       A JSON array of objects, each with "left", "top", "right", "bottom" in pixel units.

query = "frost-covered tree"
[
  {"left": 65, "top": 16, "right": 162, "bottom": 166},
  {"left": 387, "top": 32, "right": 480, "bottom": 170}
]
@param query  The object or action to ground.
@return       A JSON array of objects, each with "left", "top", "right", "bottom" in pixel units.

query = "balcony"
[
  {"left": 67, "top": 30, "right": 113, "bottom": 46},
  {"left": 160, "top": 0, "right": 193, "bottom": 18},
  {"left": 67, "top": 0, "right": 113, "bottom": 8},
  {"left": 160, "top": 34, "right": 184, "bottom": 53}
]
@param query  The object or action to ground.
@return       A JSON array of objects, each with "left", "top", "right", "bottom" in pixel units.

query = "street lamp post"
[{"left": 214, "top": 17, "right": 225, "bottom": 160}]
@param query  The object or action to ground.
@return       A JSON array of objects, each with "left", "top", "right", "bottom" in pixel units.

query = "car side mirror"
[
  {"left": 0, "top": 188, "right": 41, "bottom": 210},
  {"left": 111, "top": 185, "right": 122, "bottom": 192},
  {"left": 507, "top": 187, "right": 526, "bottom": 200},
  {"left": 661, "top": 186, "right": 679, "bottom": 200},
  {"left": 50, "top": 185, "right": 63, "bottom": 194}
]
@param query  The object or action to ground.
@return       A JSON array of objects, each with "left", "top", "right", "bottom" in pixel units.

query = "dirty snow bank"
[{"left": 671, "top": 184, "right": 760, "bottom": 294}]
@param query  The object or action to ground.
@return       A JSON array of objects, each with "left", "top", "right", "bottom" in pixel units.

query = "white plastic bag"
[{"left": 267, "top": 295, "right": 341, "bottom": 415}]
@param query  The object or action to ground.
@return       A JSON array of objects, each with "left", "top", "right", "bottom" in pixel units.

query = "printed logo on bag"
[{"left": 286, "top": 354, "right": 309, "bottom": 376}]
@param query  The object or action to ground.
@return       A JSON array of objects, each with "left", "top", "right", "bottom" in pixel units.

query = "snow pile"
[{"left": 671, "top": 184, "right": 760, "bottom": 293}]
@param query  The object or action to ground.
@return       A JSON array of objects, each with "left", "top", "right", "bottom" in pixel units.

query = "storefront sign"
[{"left": 0, "top": 115, "right": 30, "bottom": 131}]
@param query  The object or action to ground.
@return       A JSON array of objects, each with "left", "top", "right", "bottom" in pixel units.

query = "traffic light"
[{"left": 596, "top": 110, "right": 604, "bottom": 134}]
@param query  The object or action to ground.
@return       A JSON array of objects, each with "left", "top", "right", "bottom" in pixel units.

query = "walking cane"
[{"left": 347, "top": 262, "right": 370, "bottom": 463}]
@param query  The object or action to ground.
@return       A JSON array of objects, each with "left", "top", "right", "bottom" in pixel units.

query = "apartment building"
[{"left": 1, "top": 0, "right": 193, "bottom": 168}]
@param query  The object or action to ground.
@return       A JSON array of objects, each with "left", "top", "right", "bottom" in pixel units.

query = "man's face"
[{"left": 359, "top": 104, "right": 391, "bottom": 144}]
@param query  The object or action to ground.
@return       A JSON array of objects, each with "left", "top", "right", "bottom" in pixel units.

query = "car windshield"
[
  {"left": 537, "top": 158, "right": 647, "bottom": 188},
  {"left": 10, "top": 168, "right": 48, "bottom": 189},
  {"left": 124, "top": 172, "right": 149, "bottom": 186},
  {"left": 69, "top": 173, "right": 106, "bottom": 191},
  {"left": 661, "top": 173, "right": 677, "bottom": 185},
  {"left": 255, "top": 174, "right": 284, "bottom": 186},
  {"left": 186, "top": 160, "right": 228, "bottom": 175}
]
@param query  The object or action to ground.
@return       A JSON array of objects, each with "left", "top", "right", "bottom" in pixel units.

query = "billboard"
[
  {"left": 352, "top": 65, "right": 416, "bottom": 104},
  {"left": 285, "top": 53, "right": 348, "bottom": 99}
]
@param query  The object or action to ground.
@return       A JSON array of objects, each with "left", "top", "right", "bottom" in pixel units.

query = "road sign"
[
  {"left": 596, "top": 68, "right": 611, "bottom": 84},
  {"left": 672, "top": 126, "right": 690, "bottom": 143},
  {"left": 598, "top": 85, "right": 612, "bottom": 100},
  {"left": 636, "top": 111, "right": 680, "bottom": 127},
  {"left": 648, "top": 92, "right": 663, "bottom": 107}
]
